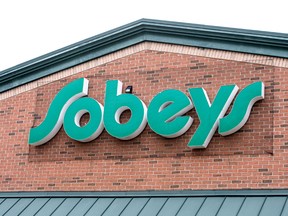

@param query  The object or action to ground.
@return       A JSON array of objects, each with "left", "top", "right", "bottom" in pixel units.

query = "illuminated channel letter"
[
  {"left": 187, "top": 85, "right": 239, "bottom": 148},
  {"left": 147, "top": 89, "right": 193, "bottom": 138},
  {"left": 28, "top": 77, "right": 265, "bottom": 148},
  {"left": 219, "top": 81, "right": 264, "bottom": 136},
  {"left": 103, "top": 80, "right": 147, "bottom": 140},
  {"left": 63, "top": 97, "right": 104, "bottom": 142},
  {"left": 28, "top": 78, "right": 89, "bottom": 146}
]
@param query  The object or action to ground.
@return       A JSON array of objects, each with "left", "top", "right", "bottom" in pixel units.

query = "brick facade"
[{"left": 0, "top": 42, "right": 287, "bottom": 191}]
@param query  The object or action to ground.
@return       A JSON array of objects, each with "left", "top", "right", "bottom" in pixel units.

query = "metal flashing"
[
  {"left": 1, "top": 19, "right": 288, "bottom": 93},
  {"left": 1, "top": 189, "right": 288, "bottom": 198}
]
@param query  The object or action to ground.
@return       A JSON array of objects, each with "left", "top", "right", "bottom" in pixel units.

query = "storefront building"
[{"left": 0, "top": 19, "right": 288, "bottom": 215}]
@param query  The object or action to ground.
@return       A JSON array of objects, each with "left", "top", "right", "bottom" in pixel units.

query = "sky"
[{"left": 0, "top": 0, "right": 287, "bottom": 71}]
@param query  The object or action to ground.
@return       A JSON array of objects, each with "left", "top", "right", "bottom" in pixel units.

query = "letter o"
[{"left": 63, "top": 97, "right": 104, "bottom": 142}]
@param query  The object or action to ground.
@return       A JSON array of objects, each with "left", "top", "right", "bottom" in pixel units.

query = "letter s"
[
  {"left": 219, "top": 81, "right": 264, "bottom": 136},
  {"left": 28, "top": 78, "right": 89, "bottom": 146}
]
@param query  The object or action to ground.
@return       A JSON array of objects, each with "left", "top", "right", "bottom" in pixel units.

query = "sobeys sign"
[{"left": 28, "top": 78, "right": 264, "bottom": 149}]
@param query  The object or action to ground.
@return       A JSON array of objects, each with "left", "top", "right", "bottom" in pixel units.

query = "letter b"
[{"left": 104, "top": 80, "right": 147, "bottom": 140}]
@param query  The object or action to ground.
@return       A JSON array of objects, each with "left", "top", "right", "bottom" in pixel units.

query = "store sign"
[{"left": 28, "top": 78, "right": 264, "bottom": 149}]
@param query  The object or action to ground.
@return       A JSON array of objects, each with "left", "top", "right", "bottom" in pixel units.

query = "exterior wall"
[{"left": 0, "top": 42, "right": 287, "bottom": 191}]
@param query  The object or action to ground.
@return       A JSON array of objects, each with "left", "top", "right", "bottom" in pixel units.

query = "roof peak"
[{"left": 1, "top": 19, "right": 288, "bottom": 93}]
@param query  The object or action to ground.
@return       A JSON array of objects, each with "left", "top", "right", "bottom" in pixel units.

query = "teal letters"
[
  {"left": 28, "top": 78, "right": 264, "bottom": 149},
  {"left": 103, "top": 80, "right": 147, "bottom": 140},
  {"left": 219, "top": 81, "right": 264, "bottom": 135},
  {"left": 188, "top": 85, "right": 238, "bottom": 148},
  {"left": 29, "top": 78, "right": 89, "bottom": 146},
  {"left": 147, "top": 89, "right": 193, "bottom": 138},
  {"left": 64, "top": 97, "right": 104, "bottom": 142}
]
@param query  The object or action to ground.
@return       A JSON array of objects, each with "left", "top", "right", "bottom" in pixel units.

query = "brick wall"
[{"left": 0, "top": 43, "right": 287, "bottom": 191}]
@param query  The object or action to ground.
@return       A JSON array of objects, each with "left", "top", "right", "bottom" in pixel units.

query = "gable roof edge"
[{"left": 1, "top": 18, "right": 288, "bottom": 93}]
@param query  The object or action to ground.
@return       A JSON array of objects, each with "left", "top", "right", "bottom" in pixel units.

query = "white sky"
[{"left": 0, "top": 0, "right": 287, "bottom": 71}]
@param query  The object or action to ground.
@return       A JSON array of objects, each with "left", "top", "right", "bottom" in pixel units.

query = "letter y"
[{"left": 187, "top": 85, "right": 238, "bottom": 148}]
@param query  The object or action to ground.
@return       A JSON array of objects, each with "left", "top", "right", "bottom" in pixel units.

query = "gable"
[
  {"left": 0, "top": 19, "right": 287, "bottom": 193},
  {"left": 1, "top": 18, "right": 288, "bottom": 93}
]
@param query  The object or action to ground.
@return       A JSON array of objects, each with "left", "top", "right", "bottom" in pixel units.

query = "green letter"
[
  {"left": 104, "top": 80, "right": 147, "bottom": 140},
  {"left": 188, "top": 85, "right": 238, "bottom": 148},
  {"left": 28, "top": 78, "right": 89, "bottom": 146},
  {"left": 147, "top": 89, "right": 193, "bottom": 138},
  {"left": 219, "top": 81, "right": 264, "bottom": 135},
  {"left": 64, "top": 97, "right": 104, "bottom": 142}
]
